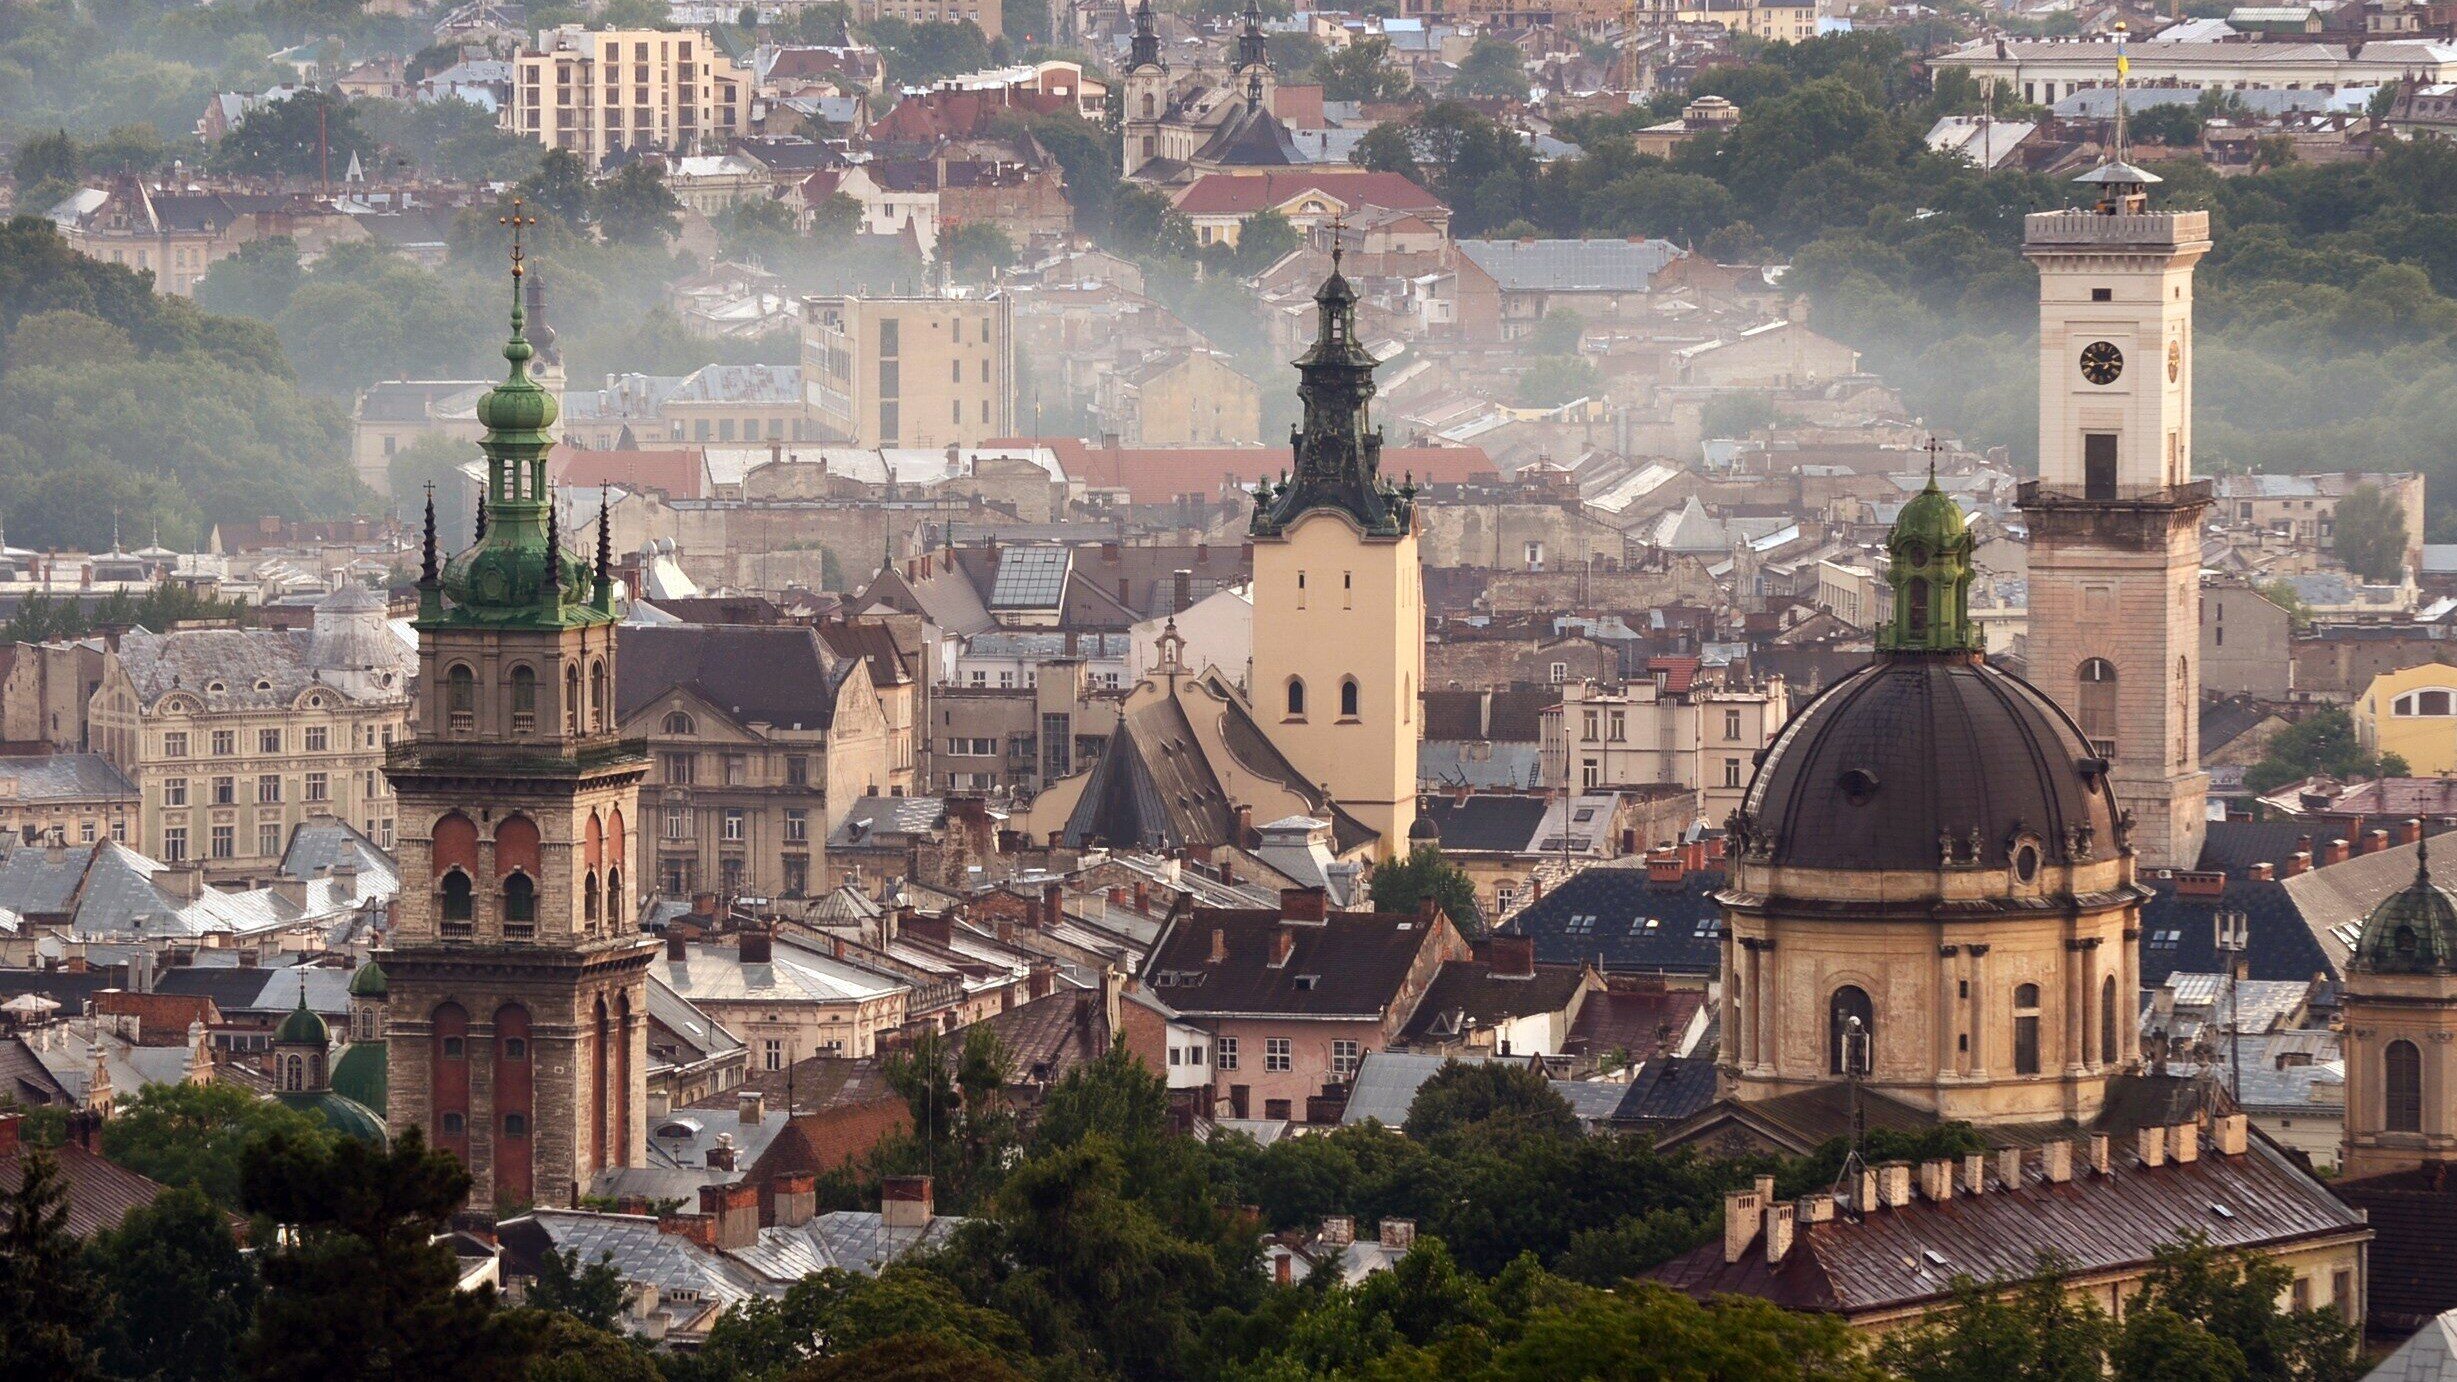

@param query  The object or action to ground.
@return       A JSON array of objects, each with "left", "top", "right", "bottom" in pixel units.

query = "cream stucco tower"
[
  {"left": 2019, "top": 157, "right": 2210, "bottom": 871},
  {"left": 1248, "top": 249, "right": 1422, "bottom": 859},
  {"left": 2339, "top": 844, "right": 2457, "bottom": 1180}
]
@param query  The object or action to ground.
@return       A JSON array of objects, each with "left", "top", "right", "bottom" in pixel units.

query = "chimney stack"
[
  {"left": 2249, "top": 861, "right": 2275, "bottom": 882},
  {"left": 2089, "top": 1131, "right": 2112, "bottom": 1176},
  {"left": 1798, "top": 1192, "right": 1835, "bottom": 1224},
  {"left": 1724, "top": 1185, "right": 1764, "bottom": 1263},
  {"left": 1961, "top": 1151, "right": 1988, "bottom": 1195},
  {"left": 1877, "top": 1162, "right": 1912, "bottom": 1209},
  {"left": 2321, "top": 837, "right": 2350, "bottom": 867},
  {"left": 707, "top": 1132, "right": 737, "bottom": 1172},
  {"left": 1320, "top": 1214, "right": 1354, "bottom": 1246},
  {"left": 739, "top": 1089, "right": 766, "bottom": 1124},
  {"left": 1918, "top": 1158, "right": 1955, "bottom": 1203},
  {"left": 2214, "top": 1112, "right": 2250, "bottom": 1155},
  {"left": 1487, "top": 934, "right": 1534, "bottom": 978},
  {"left": 2044, "top": 1139, "right": 2074, "bottom": 1184},
  {"left": 2138, "top": 1124, "right": 2168, "bottom": 1168},
  {"left": 881, "top": 1174, "right": 935, "bottom": 1230},
  {"left": 666, "top": 932, "right": 688, "bottom": 961},
  {"left": 1764, "top": 1200, "right": 1796, "bottom": 1264},
  {"left": 1378, "top": 1218, "right": 1416, "bottom": 1252},
  {"left": 2365, "top": 828, "right": 2391, "bottom": 856},
  {"left": 1208, "top": 927, "right": 1228, "bottom": 964},
  {"left": 1269, "top": 927, "right": 1295, "bottom": 968},
  {"left": 740, "top": 929, "right": 773, "bottom": 965},
  {"left": 1996, "top": 1146, "right": 2023, "bottom": 1188},
  {"left": 2170, "top": 1122, "right": 2199, "bottom": 1163},
  {"left": 1280, "top": 886, "right": 1327, "bottom": 922},
  {"left": 698, "top": 1182, "right": 760, "bottom": 1250},
  {"left": 2399, "top": 817, "right": 2424, "bottom": 846},
  {"left": 773, "top": 1172, "right": 817, "bottom": 1228},
  {"left": 1854, "top": 1165, "right": 1878, "bottom": 1214}
]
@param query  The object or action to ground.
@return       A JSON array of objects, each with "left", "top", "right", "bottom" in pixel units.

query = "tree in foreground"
[
  {"left": 0, "top": 1145, "right": 104, "bottom": 1379},
  {"left": 100, "top": 1080, "right": 340, "bottom": 1211},
  {"left": 86, "top": 1185, "right": 259, "bottom": 1382},
  {"left": 1403, "top": 1060, "right": 1579, "bottom": 1142},
  {"left": 241, "top": 1127, "right": 540, "bottom": 1382},
  {"left": 1368, "top": 843, "right": 1482, "bottom": 933}
]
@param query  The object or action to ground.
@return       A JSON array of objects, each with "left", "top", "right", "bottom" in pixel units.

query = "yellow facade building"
[
  {"left": 509, "top": 27, "right": 750, "bottom": 168},
  {"left": 2354, "top": 662, "right": 2457, "bottom": 776},
  {"left": 1247, "top": 252, "right": 1421, "bottom": 858},
  {"left": 800, "top": 292, "right": 1014, "bottom": 448}
]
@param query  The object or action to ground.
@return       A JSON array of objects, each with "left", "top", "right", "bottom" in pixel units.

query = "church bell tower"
[
  {"left": 1249, "top": 245, "right": 1422, "bottom": 858},
  {"left": 1122, "top": 0, "right": 1169, "bottom": 176},
  {"left": 2018, "top": 83, "right": 2210, "bottom": 871},
  {"left": 382, "top": 205, "right": 653, "bottom": 1214}
]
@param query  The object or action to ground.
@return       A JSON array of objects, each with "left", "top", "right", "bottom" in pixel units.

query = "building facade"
[
  {"left": 1539, "top": 677, "right": 1788, "bottom": 826},
  {"left": 90, "top": 587, "right": 414, "bottom": 885},
  {"left": 800, "top": 292, "right": 1014, "bottom": 448},
  {"left": 509, "top": 27, "right": 751, "bottom": 168},
  {"left": 1247, "top": 250, "right": 1422, "bottom": 859},
  {"left": 382, "top": 272, "right": 656, "bottom": 1213},
  {"left": 2018, "top": 163, "right": 2210, "bottom": 871}
]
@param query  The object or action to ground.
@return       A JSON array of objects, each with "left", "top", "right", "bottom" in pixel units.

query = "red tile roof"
[
  {"left": 552, "top": 448, "right": 709, "bottom": 500},
  {"left": 1646, "top": 655, "right": 1701, "bottom": 695},
  {"left": 1170, "top": 170, "right": 1445, "bottom": 217},
  {"left": 991, "top": 437, "right": 1494, "bottom": 504},
  {"left": 0, "top": 1133, "right": 180, "bottom": 1237}
]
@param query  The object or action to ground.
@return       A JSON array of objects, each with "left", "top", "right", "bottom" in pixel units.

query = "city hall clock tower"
[{"left": 2019, "top": 156, "right": 2211, "bottom": 871}]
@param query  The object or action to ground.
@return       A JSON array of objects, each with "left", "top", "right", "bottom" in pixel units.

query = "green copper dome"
[
  {"left": 1876, "top": 462, "right": 1981, "bottom": 656},
  {"left": 476, "top": 331, "right": 558, "bottom": 435},
  {"left": 276, "top": 1089, "right": 389, "bottom": 1146},
  {"left": 330, "top": 1041, "right": 388, "bottom": 1115},
  {"left": 348, "top": 956, "right": 388, "bottom": 999},
  {"left": 2351, "top": 842, "right": 2457, "bottom": 974},
  {"left": 274, "top": 992, "right": 330, "bottom": 1048}
]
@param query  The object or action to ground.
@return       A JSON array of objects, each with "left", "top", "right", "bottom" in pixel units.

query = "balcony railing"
[{"left": 2018, "top": 479, "right": 2213, "bottom": 509}]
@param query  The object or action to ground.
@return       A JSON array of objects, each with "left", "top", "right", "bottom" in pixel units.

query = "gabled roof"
[
  {"left": 1501, "top": 865, "right": 1724, "bottom": 976},
  {"left": 1457, "top": 237, "right": 1683, "bottom": 292},
  {"left": 1400, "top": 958, "right": 1585, "bottom": 1042},
  {"left": 615, "top": 623, "right": 848, "bottom": 730},
  {"left": 1140, "top": 904, "right": 1456, "bottom": 1021},
  {"left": 1171, "top": 169, "right": 1444, "bottom": 217}
]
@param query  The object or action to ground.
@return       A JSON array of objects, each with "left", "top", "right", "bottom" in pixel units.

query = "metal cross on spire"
[
  {"left": 500, "top": 198, "right": 538, "bottom": 325},
  {"left": 1925, "top": 433, "right": 1942, "bottom": 483},
  {"left": 1328, "top": 208, "right": 1346, "bottom": 269}
]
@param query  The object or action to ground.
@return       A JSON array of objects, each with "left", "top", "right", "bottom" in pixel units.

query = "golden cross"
[
  {"left": 1328, "top": 208, "right": 1346, "bottom": 267},
  {"left": 500, "top": 198, "right": 537, "bottom": 278}
]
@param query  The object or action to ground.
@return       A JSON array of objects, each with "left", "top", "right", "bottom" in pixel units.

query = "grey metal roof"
[
  {"left": 830, "top": 794, "right": 954, "bottom": 845},
  {"left": 1552, "top": 1077, "right": 1634, "bottom": 1121},
  {"left": 658, "top": 939, "right": 906, "bottom": 1009},
  {"left": 735, "top": 1210, "right": 964, "bottom": 1280},
  {"left": 519, "top": 1209, "right": 771, "bottom": 1304},
  {"left": 0, "top": 755, "right": 136, "bottom": 806},
  {"left": 646, "top": 1107, "right": 795, "bottom": 1171},
  {"left": 1338, "top": 1050, "right": 1509, "bottom": 1127},
  {"left": 1457, "top": 238, "right": 1682, "bottom": 293}
]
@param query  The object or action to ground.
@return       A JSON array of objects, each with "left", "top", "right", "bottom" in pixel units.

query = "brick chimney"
[
  {"left": 1798, "top": 1192, "right": 1835, "bottom": 1223},
  {"left": 657, "top": 1213, "right": 718, "bottom": 1252},
  {"left": 2249, "top": 862, "right": 2275, "bottom": 882},
  {"left": 739, "top": 1090, "right": 766, "bottom": 1125},
  {"left": 1378, "top": 1218, "right": 1416, "bottom": 1251},
  {"left": 1877, "top": 1163, "right": 1911, "bottom": 1209},
  {"left": 1269, "top": 927, "right": 1296, "bottom": 968},
  {"left": 2044, "top": 1139, "right": 2074, "bottom": 1184},
  {"left": 2137, "top": 1124, "right": 2168, "bottom": 1169},
  {"left": 2365, "top": 828, "right": 2391, "bottom": 855},
  {"left": 1042, "top": 881, "right": 1064, "bottom": 927},
  {"left": 1853, "top": 1165, "right": 1878, "bottom": 1214},
  {"left": 740, "top": 929, "right": 773, "bottom": 965},
  {"left": 1646, "top": 853, "right": 1687, "bottom": 886},
  {"left": 1996, "top": 1146, "right": 2023, "bottom": 1188},
  {"left": 1724, "top": 1185, "right": 1764, "bottom": 1262},
  {"left": 2283, "top": 850, "right": 2312, "bottom": 878},
  {"left": 2213, "top": 1111, "right": 2250, "bottom": 1155},
  {"left": 667, "top": 933, "right": 689, "bottom": 961},
  {"left": 773, "top": 1172, "right": 817, "bottom": 1228},
  {"left": 1486, "top": 934, "right": 1534, "bottom": 978},
  {"left": 1280, "top": 886, "right": 1327, "bottom": 922},
  {"left": 881, "top": 1174, "right": 934, "bottom": 1230},
  {"left": 1208, "top": 927, "right": 1228, "bottom": 964},
  {"left": 2089, "top": 1131, "right": 2112, "bottom": 1176},
  {"left": 2321, "top": 837, "right": 2351, "bottom": 867},
  {"left": 2399, "top": 817, "right": 2424, "bottom": 846},
  {"left": 707, "top": 1132, "right": 738, "bottom": 1172},
  {"left": 1319, "top": 1214, "right": 1354, "bottom": 1246},
  {"left": 700, "top": 1181, "right": 760, "bottom": 1250},
  {"left": 1918, "top": 1158, "right": 1955, "bottom": 1203},
  {"left": 2170, "top": 1121, "right": 2199, "bottom": 1164},
  {"left": 2175, "top": 870, "right": 2227, "bottom": 898},
  {"left": 1961, "top": 1151, "right": 1987, "bottom": 1195},
  {"left": 1764, "top": 1200, "right": 1796, "bottom": 1264}
]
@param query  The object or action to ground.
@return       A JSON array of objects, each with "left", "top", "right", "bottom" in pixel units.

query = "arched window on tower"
[
  {"left": 446, "top": 664, "right": 475, "bottom": 733},
  {"left": 1141, "top": 92, "right": 1155, "bottom": 117},
  {"left": 1340, "top": 677, "right": 1360, "bottom": 718},
  {"left": 2078, "top": 659, "right": 2117, "bottom": 756},
  {"left": 590, "top": 658, "right": 607, "bottom": 731},
  {"left": 2387, "top": 1038, "right": 2424, "bottom": 1133},
  {"left": 565, "top": 664, "right": 581, "bottom": 735},
  {"left": 584, "top": 870, "right": 601, "bottom": 928},
  {"left": 1828, "top": 985, "right": 1873, "bottom": 1076},
  {"left": 439, "top": 869, "right": 474, "bottom": 924},
  {"left": 2101, "top": 973, "right": 2119, "bottom": 1066},
  {"left": 2013, "top": 983, "right": 2043, "bottom": 1075},
  {"left": 283, "top": 1055, "right": 304, "bottom": 1092},
  {"left": 510, "top": 665, "right": 537, "bottom": 733},
  {"left": 1286, "top": 677, "right": 1306, "bottom": 718},
  {"left": 503, "top": 873, "right": 536, "bottom": 930}
]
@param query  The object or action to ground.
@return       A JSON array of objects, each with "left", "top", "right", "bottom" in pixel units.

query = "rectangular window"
[
  {"left": 2292, "top": 1278, "right": 2311, "bottom": 1313},
  {"left": 785, "top": 755, "right": 809, "bottom": 787},
  {"left": 164, "top": 731, "right": 188, "bottom": 758},
  {"left": 2084, "top": 432, "right": 2118, "bottom": 500},
  {"left": 1265, "top": 1037, "right": 1292, "bottom": 1072},
  {"left": 258, "top": 822, "right": 283, "bottom": 857},
  {"left": 210, "top": 825, "right": 234, "bottom": 859},
  {"left": 1582, "top": 710, "right": 1599, "bottom": 741},
  {"left": 259, "top": 728, "right": 282, "bottom": 754},
  {"left": 163, "top": 826, "right": 186, "bottom": 862},
  {"left": 722, "top": 808, "right": 745, "bottom": 842},
  {"left": 2332, "top": 1269, "right": 2353, "bottom": 1321},
  {"left": 305, "top": 726, "right": 328, "bottom": 752},
  {"left": 257, "top": 774, "right": 282, "bottom": 804},
  {"left": 1218, "top": 1036, "right": 1238, "bottom": 1070},
  {"left": 1331, "top": 1040, "right": 1361, "bottom": 1078},
  {"left": 879, "top": 317, "right": 899, "bottom": 355},
  {"left": 164, "top": 778, "right": 188, "bottom": 807},
  {"left": 211, "top": 730, "right": 235, "bottom": 756},
  {"left": 785, "top": 809, "right": 807, "bottom": 842},
  {"left": 879, "top": 401, "right": 899, "bottom": 443},
  {"left": 2014, "top": 1015, "right": 2041, "bottom": 1076},
  {"left": 1608, "top": 710, "right": 1625, "bottom": 742},
  {"left": 1724, "top": 709, "right": 1743, "bottom": 740},
  {"left": 663, "top": 751, "right": 695, "bottom": 784},
  {"left": 764, "top": 1039, "right": 783, "bottom": 1071},
  {"left": 723, "top": 754, "right": 747, "bottom": 786},
  {"left": 212, "top": 776, "right": 235, "bottom": 806},
  {"left": 305, "top": 772, "right": 328, "bottom": 802},
  {"left": 664, "top": 804, "right": 689, "bottom": 839},
  {"left": 1723, "top": 758, "right": 1743, "bottom": 788}
]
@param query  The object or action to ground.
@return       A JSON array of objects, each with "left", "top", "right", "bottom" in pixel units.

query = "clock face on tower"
[{"left": 2080, "top": 340, "right": 2124, "bottom": 385}]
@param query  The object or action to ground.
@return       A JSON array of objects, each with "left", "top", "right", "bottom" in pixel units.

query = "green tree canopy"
[
  {"left": 2243, "top": 706, "right": 2407, "bottom": 792},
  {"left": 1314, "top": 37, "right": 1414, "bottom": 102},
  {"left": 1402, "top": 1059, "right": 1580, "bottom": 1142},
  {"left": 2332, "top": 481, "right": 2410, "bottom": 582},
  {"left": 1451, "top": 35, "right": 1531, "bottom": 101},
  {"left": 98, "top": 1081, "right": 342, "bottom": 1211},
  {"left": 1368, "top": 843, "right": 1482, "bottom": 932},
  {"left": 85, "top": 1185, "right": 258, "bottom": 1382}
]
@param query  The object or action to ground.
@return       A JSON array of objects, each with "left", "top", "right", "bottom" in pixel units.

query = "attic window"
[
  {"left": 2397, "top": 924, "right": 2420, "bottom": 955},
  {"left": 1572, "top": 807, "right": 1596, "bottom": 822},
  {"left": 1294, "top": 974, "right": 1321, "bottom": 990},
  {"left": 1838, "top": 768, "right": 1879, "bottom": 804},
  {"left": 1694, "top": 917, "right": 1720, "bottom": 938},
  {"left": 2149, "top": 929, "right": 2181, "bottom": 948},
  {"left": 1922, "top": 1250, "right": 1949, "bottom": 1268},
  {"left": 206, "top": 681, "right": 226, "bottom": 693},
  {"left": 2208, "top": 1203, "right": 2236, "bottom": 1220},
  {"left": 254, "top": 679, "right": 273, "bottom": 691}
]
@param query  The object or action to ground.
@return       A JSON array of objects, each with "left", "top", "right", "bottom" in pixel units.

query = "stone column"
[
  {"left": 2122, "top": 923, "right": 2142, "bottom": 1066},
  {"left": 1937, "top": 944, "right": 1960, "bottom": 1081},
  {"left": 2064, "top": 937, "right": 2087, "bottom": 1074},
  {"left": 1967, "top": 944, "right": 1990, "bottom": 1078},
  {"left": 1757, "top": 939, "right": 1778, "bottom": 1076},
  {"left": 2081, "top": 937, "right": 2103, "bottom": 1071},
  {"left": 1721, "top": 931, "right": 1741, "bottom": 1071}
]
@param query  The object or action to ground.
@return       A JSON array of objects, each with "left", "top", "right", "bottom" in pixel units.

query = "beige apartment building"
[
  {"left": 88, "top": 587, "right": 414, "bottom": 884},
  {"left": 859, "top": 0, "right": 1002, "bottom": 38},
  {"left": 801, "top": 292, "right": 1014, "bottom": 448},
  {"left": 1539, "top": 676, "right": 1787, "bottom": 825},
  {"left": 509, "top": 27, "right": 750, "bottom": 168},
  {"left": 617, "top": 624, "right": 894, "bottom": 902}
]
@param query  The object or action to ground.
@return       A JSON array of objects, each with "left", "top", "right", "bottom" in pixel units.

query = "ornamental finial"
[{"left": 499, "top": 198, "right": 537, "bottom": 333}]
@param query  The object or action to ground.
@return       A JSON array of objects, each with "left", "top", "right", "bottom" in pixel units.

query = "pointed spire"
[
  {"left": 473, "top": 489, "right": 488, "bottom": 541},
  {"left": 543, "top": 495, "right": 563, "bottom": 599},
  {"left": 1132, "top": 0, "right": 1161, "bottom": 69},
  {"left": 1238, "top": 0, "right": 1269, "bottom": 74},
  {"left": 420, "top": 483, "right": 439, "bottom": 586},
  {"left": 594, "top": 484, "right": 615, "bottom": 611}
]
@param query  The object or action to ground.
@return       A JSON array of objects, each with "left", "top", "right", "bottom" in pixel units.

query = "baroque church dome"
[
  {"left": 2350, "top": 843, "right": 2457, "bottom": 974},
  {"left": 1731, "top": 471, "right": 2123, "bottom": 878}
]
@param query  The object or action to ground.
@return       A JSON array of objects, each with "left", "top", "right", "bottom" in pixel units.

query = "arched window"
[
  {"left": 1286, "top": 677, "right": 1306, "bottom": 718},
  {"left": 283, "top": 1055, "right": 304, "bottom": 1093},
  {"left": 440, "top": 869, "right": 474, "bottom": 922},
  {"left": 503, "top": 872, "right": 536, "bottom": 926},
  {"left": 446, "top": 664, "right": 475, "bottom": 730},
  {"left": 584, "top": 870, "right": 601, "bottom": 926},
  {"left": 565, "top": 664, "right": 581, "bottom": 734},
  {"left": 664, "top": 711, "right": 696, "bottom": 737},
  {"left": 2387, "top": 1039, "right": 2424, "bottom": 1133},
  {"left": 1340, "top": 677, "right": 1360, "bottom": 718},
  {"left": 2101, "top": 973, "right": 2119, "bottom": 1066},
  {"left": 2013, "top": 983, "right": 2043, "bottom": 1075},
  {"left": 510, "top": 665, "right": 537, "bottom": 732},
  {"left": 1141, "top": 92, "right": 1154, "bottom": 117},
  {"left": 590, "top": 659, "right": 607, "bottom": 731},
  {"left": 1906, "top": 577, "right": 1930, "bottom": 638},
  {"left": 2077, "top": 659, "right": 2117, "bottom": 753},
  {"left": 606, "top": 866, "right": 624, "bottom": 924},
  {"left": 1828, "top": 985, "right": 1873, "bottom": 1076}
]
